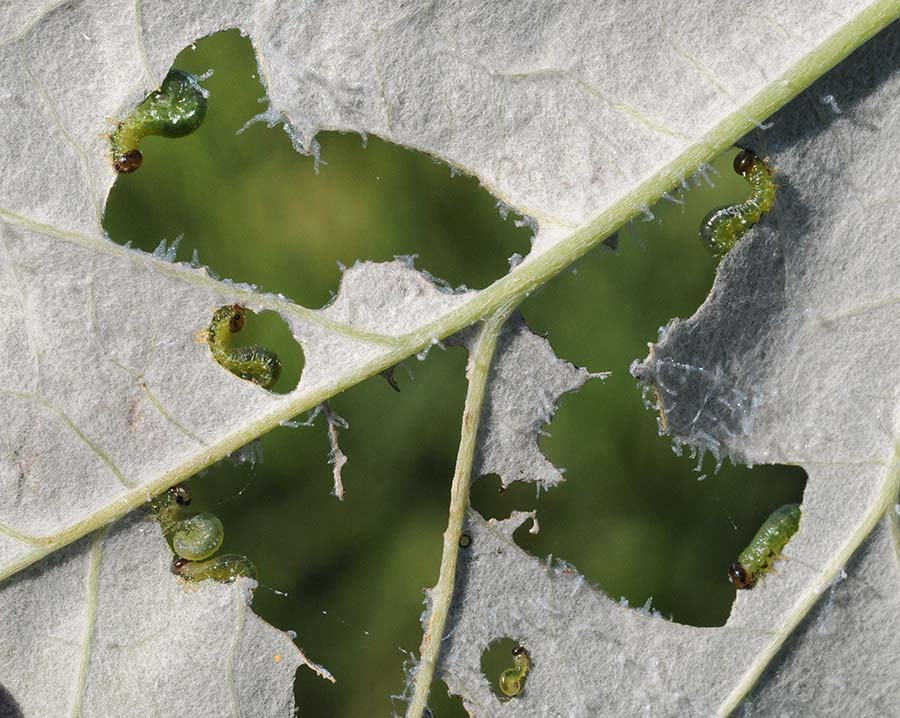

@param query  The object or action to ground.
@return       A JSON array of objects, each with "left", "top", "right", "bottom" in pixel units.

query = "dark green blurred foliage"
[{"left": 104, "top": 31, "right": 804, "bottom": 718}]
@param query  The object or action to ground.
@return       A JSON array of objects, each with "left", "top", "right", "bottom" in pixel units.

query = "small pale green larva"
[
  {"left": 207, "top": 304, "right": 281, "bottom": 390},
  {"left": 172, "top": 555, "right": 258, "bottom": 583},
  {"left": 498, "top": 646, "right": 530, "bottom": 698},
  {"left": 153, "top": 485, "right": 255, "bottom": 584},
  {"left": 153, "top": 486, "right": 223, "bottom": 560},
  {"left": 699, "top": 148, "right": 776, "bottom": 258},
  {"left": 729, "top": 503, "right": 801, "bottom": 589},
  {"left": 170, "top": 513, "right": 224, "bottom": 561},
  {"left": 111, "top": 69, "right": 207, "bottom": 173}
]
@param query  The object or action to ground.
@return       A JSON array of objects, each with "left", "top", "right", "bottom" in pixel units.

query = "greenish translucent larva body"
[
  {"left": 207, "top": 304, "right": 281, "bottom": 390},
  {"left": 171, "top": 513, "right": 224, "bottom": 561},
  {"left": 153, "top": 485, "right": 256, "bottom": 584},
  {"left": 172, "top": 555, "right": 258, "bottom": 583},
  {"left": 111, "top": 69, "right": 207, "bottom": 173},
  {"left": 153, "top": 486, "right": 223, "bottom": 560},
  {"left": 151, "top": 485, "right": 192, "bottom": 533},
  {"left": 699, "top": 149, "right": 776, "bottom": 258},
  {"left": 499, "top": 646, "right": 530, "bottom": 698},
  {"left": 729, "top": 503, "right": 801, "bottom": 589}
]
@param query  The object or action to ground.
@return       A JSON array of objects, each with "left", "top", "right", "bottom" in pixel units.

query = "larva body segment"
[
  {"left": 111, "top": 69, "right": 207, "bottom": 173},
  {"left": 172, "top": 554, "right": 258, "bottom": 583},
  {"left": 729, "top": 503, "right": 801, "bottom": 589},
  {"left": 207, "top": 304, "right": 281, "bottom": 390},
  {"left": 499, "top": 646, "right": 531, "bottom": 698},
  {"left": 171, "top": 513, "right": 224, "bottom": 561},
  {"left": 699, "top": 149, "right": 776, "bottom": 258}
]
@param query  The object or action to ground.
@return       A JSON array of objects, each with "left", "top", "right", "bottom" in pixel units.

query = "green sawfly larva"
[
  {"left": 170, "top": 513, "right": 224, "bottom": 561},
  {"left": 206, "top": 304, "right": 281, "bottom": 390},
  {"left": 153, "top": 485, "right": 223, "bottom": 560},
  {"left": 498, "top": 646, "right": 530, "bottom": 698},
  {"left": 699, "top": 148, "right": 775, "bottom": 259},
  {"left": 153, "top": 485, "right": 255, "bottom": 583},
  {"left": 111, "top": 69, "right": 207, "bottom": 173},
  {"left": 729, "top": 503, "right": 801, "bottom": 589}
]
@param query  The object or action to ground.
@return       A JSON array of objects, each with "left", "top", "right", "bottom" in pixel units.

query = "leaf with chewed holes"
[
  {"left": 434, "top": 24, "right": 900, "bottom": 718},
  {"left": 1, "top": 1, "right": 898, "bottom": 717}
]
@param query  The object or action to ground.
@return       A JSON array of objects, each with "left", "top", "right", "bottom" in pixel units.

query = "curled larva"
[
  {"left": 153, "top": 486, "right": 222, "bottom": 560},
  {"left": 498, "top": 646, "right": 530, "bottom": 698},
  {"left": 699, "top": 148, "right": 776, "bottom": 258},
  {"left": 207, "top": 304, "right": 281, "bottom": 389},
  {"left": 152, "top": 485, "right": 252, "bottom": 583},
  {"left": 111, "top": 69, "right": 207, "bottom": 173},
  {"left": 172, "top": 554, "right": 258, "bottom": 583},
  {"left": 729, "top": 503, "right": 801, "bottom": 589},
  {"left": 170, "top": 513, "right": 224, "bottom": 561}
]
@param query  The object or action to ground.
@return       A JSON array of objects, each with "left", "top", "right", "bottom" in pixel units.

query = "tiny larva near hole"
[
  {"left": 699, "top": 148, "right": 776, "bottom": 259},
  {"left": 498, "top": 646, "right": 530, "bottom": 698},
  {"left": 153, "top": 485, "right": 256, "bottom": 583},
  {"left": 205, "top": 304, "right": 282, "bottom": 390},
  {"left": 110, "top": 69, "right": 208, "bottom": 173},
  {"left": 729, "top": 503, "right": 801, "bottom": 589}
]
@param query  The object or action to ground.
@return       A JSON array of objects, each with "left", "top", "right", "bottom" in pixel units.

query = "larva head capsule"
[
  {"left": 171, "top": 557, "right": 189, "bottom": 575},
  {"left": 172, "top": 485, "right": 192, "bottom": 506},
  {"left": 228, "top": 304, "right": 246, "bottom": 333},
  {"left": 208, "top": 304, "right": 245, "bottom": 343},
  {"left": 728, "top": 562, "right": 753, "bottom": 589},
  {"left": 113, "top": 149, "right": 143, "bottom": 173},
  {"left": 733, "top": 148, "right": 758, "bottom": 176}
]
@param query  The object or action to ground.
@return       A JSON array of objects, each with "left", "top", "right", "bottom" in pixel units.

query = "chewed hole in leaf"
[
  {"left": 103, "top": 30, "right": 532, "bottom": 310},
  {"left": 181, "top": 345, "right": 467, "bottom": 716},
  {"left": 93, "top": 22, "right": 800, "bottom": 717},
  {"left": 0, "top": 685, "right": 23, "bottom": 718},
  {"left": 428, "top": 685, "right": 468, "bottom": 718},
  {"left": 480, "top": 355, "right": 809, "bottom": 625},
  {"left": 466, "top": 157, "right": 803, "bottom": 627}
]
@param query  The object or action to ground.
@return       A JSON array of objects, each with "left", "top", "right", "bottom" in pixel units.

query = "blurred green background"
[{"left": 104, "top": 32, "right": 805, "bottom": 718}]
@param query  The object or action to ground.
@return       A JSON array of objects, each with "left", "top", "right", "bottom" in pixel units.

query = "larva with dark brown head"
[
  {"left": 152, "top": 484, "right": 255, "bottom": 583},
  {"left": 699, "top": 148, "right": 776, "bottom": 259},
  {"left": 729, "top": 503, "right": 801, "bottom": 589},
  {"left": 206, "top": 304, "right": 281, "bottom": 390},
  {"left": 498, "top": 646, "right": 531, "bottom": 698},
  {"left": 111, "top": 69, "right": 207, "bottom": 173}
]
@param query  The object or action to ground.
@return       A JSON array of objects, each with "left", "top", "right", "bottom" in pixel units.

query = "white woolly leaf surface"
[
  {"left": 0, "top": 1, "right": 897, "bottom": 716},
  {"left": 0, "top": 511, "right": 324, "bottom": 718},
  {"left": 438, "top": 22, "right": 900, "bottom": 718}
]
